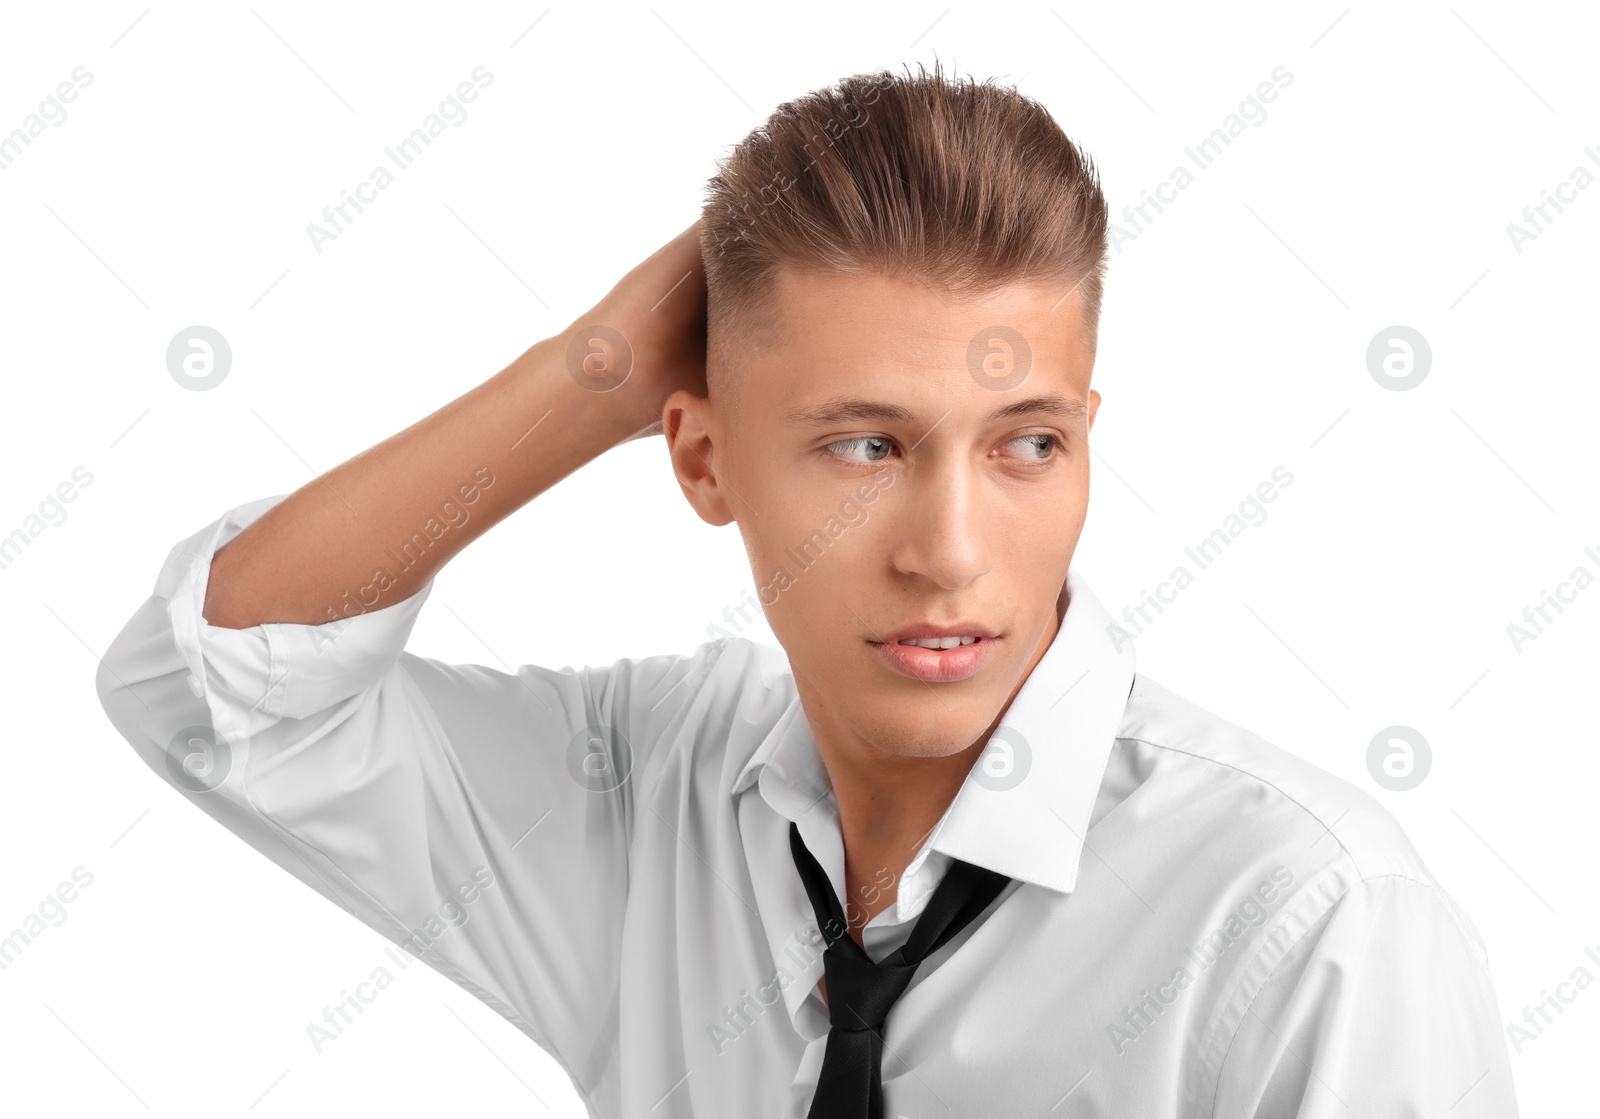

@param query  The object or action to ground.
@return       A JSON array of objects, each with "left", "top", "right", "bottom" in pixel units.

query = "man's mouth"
[{"left": 869, "top": 625, "right": 998, "bottom": 683}]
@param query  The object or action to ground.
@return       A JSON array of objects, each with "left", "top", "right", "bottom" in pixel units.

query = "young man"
[{"left": 97, "top": 64, "right": 1516, "bottom": 1117}]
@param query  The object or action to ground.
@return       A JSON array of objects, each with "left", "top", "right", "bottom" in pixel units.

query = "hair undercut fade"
[{"left": 698, "top": 58, "right": 1110, "bottom": 408}]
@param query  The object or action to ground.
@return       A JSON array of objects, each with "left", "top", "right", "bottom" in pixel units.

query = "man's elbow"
[{"left": 94, "top": 595, "right": 198, "bottom": 785}]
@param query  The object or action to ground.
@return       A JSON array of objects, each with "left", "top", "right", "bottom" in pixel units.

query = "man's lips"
[{"left": 869, "top": 624, "right": 999, "bottom": 683}]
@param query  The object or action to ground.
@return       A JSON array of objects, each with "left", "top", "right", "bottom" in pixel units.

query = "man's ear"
[
  {"left": 1087, "top": 388, "right": 1102, "bottom": 433},
  {"left": 663, "top": 388, "right": 736, "bottom": 527}
]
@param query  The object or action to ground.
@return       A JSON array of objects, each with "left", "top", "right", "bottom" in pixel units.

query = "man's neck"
[
  {"left": 829, "top": 731, "right": 990, "bottom": 867},
  {"left": 823, "top": 730, "right": 991, "bottom": 941}
]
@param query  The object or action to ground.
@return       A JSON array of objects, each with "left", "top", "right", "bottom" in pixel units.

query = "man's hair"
[{"left": 698, "top": 59, "right": 1110, "bottom": 398}]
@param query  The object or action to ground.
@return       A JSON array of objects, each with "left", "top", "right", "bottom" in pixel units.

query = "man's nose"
[{"left": 887, "top": 460, "right": 991, "bottom": 590}]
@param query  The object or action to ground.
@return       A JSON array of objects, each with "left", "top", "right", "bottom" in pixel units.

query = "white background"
[{"left": 1, "top": 1, "right": 1594, "bottom": 1115}]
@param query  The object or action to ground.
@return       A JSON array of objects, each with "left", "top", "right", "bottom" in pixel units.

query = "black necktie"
[{"left": 788, "top": 820, "right": 1011, "bottom": 1119}]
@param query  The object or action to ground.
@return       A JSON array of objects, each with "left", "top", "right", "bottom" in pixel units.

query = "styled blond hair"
[{"left": 699, "top": 59, "right": 1109, "bottom": 378}]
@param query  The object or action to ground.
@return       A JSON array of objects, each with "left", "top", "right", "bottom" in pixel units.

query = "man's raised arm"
[
  {"left": 93, "top": 222, "right": 717, "bottom": 1110},
  {"left": 203, "top": 219, "right": 708, "bottom": 630}
]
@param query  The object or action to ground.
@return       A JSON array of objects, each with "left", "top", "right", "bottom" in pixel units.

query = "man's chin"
[{"left": 830, "top": 687, "right": 1007, "bottom": 761}]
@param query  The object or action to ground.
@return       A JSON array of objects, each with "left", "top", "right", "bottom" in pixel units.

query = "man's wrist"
[{"left": 520, "top": 330, "right": 660, "bottom": 448}]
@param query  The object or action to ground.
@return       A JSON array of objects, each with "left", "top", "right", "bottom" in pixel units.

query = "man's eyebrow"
[
  {"left": 986, "top": 394, "right": 1089, "bottom": 424},
  {"left": 783, "top": 398, "right": 917, "bottom": 426},
  {"left": 783, "top": 394, "right": 1087, "bottom": 427}
]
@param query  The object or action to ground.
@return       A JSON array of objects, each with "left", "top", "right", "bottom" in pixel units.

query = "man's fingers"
[{"left": 612, "top": 219, "right": 706, "bottom": 319}]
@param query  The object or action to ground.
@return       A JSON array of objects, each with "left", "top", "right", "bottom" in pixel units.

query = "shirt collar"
[{"left": 729, "top": 567, "right": 1136, "bottom": 896}]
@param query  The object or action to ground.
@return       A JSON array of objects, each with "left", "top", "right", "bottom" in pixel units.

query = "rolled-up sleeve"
[
  {"left": 95, "top": 494, "right": 722, "bottom": 1103},
  {"left": 1210, "top": 873, "right": 1519, "bottom": 1118}
]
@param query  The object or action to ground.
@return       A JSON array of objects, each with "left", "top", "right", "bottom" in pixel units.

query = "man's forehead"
[
  {"left": 729, "top": 264, "right": 1094, "bottom": 403},
  {"left": 730, "top": 264, "right": 1088, "bottom": 375}
]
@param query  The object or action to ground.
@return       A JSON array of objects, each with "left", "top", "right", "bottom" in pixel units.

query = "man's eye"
[
  {"left": 1003, "top": 434, "right": 1060, "bottom": 461},
  {"left": 826, "top": 436, "right": 895, "bottom": 463}
]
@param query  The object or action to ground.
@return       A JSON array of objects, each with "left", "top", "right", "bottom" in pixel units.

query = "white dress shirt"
[{"left": 96, "top": 494, "right": 1519, "bottom": 1117}]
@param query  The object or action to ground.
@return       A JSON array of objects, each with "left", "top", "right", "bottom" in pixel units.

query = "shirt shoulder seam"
[{"left": 1114, "top": 732, "right": 1366, "bottom": 872}]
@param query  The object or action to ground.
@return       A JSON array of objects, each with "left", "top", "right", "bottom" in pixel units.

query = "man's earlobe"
[{"left": 663, "top": 390, "right": 736, "bottom": 527}]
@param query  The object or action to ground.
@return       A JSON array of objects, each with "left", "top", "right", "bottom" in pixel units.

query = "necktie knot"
[{"left": 821, "top": 949, "right": 917, "bottom": 1030}]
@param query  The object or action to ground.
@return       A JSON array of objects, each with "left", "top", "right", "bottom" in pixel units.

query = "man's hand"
[{"left": 567, "top": 220, "right": 709, "bottom": 443}]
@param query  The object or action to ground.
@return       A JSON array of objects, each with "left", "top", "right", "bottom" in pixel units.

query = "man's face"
[{"left": 667, "top": 265, "right": 1100, "bottom": 764}]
